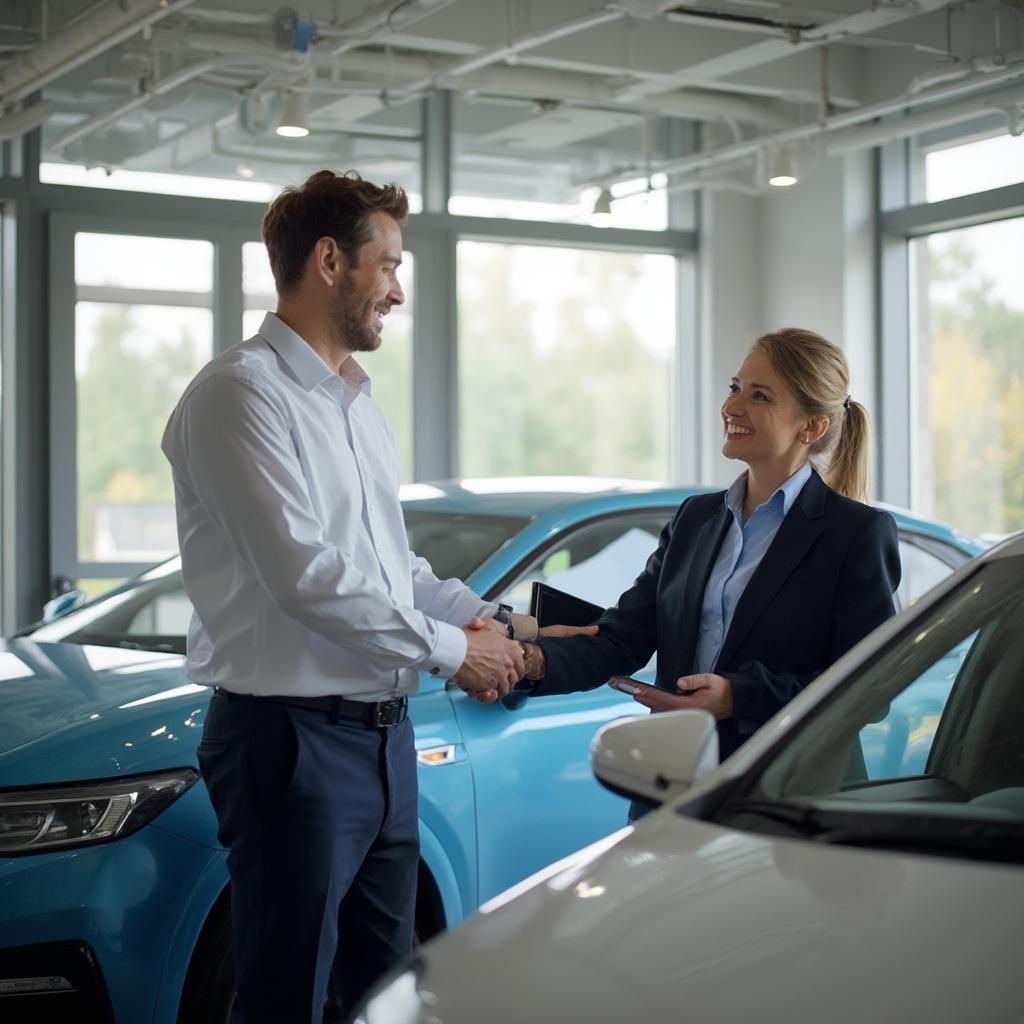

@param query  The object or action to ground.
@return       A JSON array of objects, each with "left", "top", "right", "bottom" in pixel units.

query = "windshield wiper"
[
  {"left": 812, "top": 819, "right": 1024, "bottom": 863},
  {"left": 722, "top": 798, "right": 831, "bottom": 836},
  {"left": 70, "top": 635, "right": 181, "bottom": 654},
  {"left": 114, "top": 639, "right": 178, "bottom": 653},
  {"left": 724, "top": 798, "right": 1024, "bottom": 863}
]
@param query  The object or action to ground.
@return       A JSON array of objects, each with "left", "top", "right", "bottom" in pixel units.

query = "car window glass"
[
  {"left": 742, "top": 553, "right": 1024, "bottom": 832},
  {"left": 404, "top": 511, "right": 528, "bottom": 582},
  {"left": 858, "top": 632, "right": 977, "bottom": 779},
  {"left": 496, "top": 514, "right": 669, "bottom": 615},
  {"left": 124, "top": 587, "right": 194, "bottom": 637},
  {"left": 895, "top": 538, "right": 957, "bottom": 611}
]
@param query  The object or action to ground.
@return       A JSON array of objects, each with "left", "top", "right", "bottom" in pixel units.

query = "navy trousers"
[{"left": 197, "top": 691, "right": 419, "bottom": 1024}]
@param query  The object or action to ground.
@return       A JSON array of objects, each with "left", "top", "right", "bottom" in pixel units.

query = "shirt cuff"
[
  {"left": 510, "top": 613, "right": 539, "bottom": 641},
  {"left": 423, "top": 620, "right": 468, "bottom": 681}
]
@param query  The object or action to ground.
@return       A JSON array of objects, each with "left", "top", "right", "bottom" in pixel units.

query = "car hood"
[
  {"left": 397, "top": 809, "right": 1023, "bottom": 1023},
  {"left": 0, "top": 638, "right": 207, "bottom": 784}
]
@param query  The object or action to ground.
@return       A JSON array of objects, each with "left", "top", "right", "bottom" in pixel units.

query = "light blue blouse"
[{"left": 692, "top": 462, "right": 812, "bottom": 675}]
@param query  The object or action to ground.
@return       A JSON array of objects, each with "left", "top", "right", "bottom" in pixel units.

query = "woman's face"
[{"left": 721, "top": 349, "right": 816, "bottom": 474}]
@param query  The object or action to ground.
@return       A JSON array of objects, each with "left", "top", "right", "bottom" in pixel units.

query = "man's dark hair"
[{"left": 261, "top": 169, "right": 409, "bottom": 294}]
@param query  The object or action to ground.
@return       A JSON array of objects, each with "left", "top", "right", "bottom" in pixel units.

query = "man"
[{"left": 162, "top": 170, "right": 535, "bottom": 1023}]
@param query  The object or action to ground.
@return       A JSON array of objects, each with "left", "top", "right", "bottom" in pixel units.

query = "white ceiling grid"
[{"left": 0, "top": 0, "right": 1019, "bottom": 200}]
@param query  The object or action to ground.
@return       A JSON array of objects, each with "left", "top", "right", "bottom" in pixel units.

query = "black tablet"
[{"left": 529, "top": 582, "right": 604, "bottom": 628}]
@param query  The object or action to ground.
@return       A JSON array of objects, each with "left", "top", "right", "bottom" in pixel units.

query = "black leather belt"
[{"left": 215, "top": 688, "right": 408, "bottom": 727}]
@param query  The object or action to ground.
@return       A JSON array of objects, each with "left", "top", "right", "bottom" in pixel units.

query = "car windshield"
[
  {"left": 27, "top": 511, "right": 529, "bottom": 653},
  {"left": 716, "top": 548, "right": 1024, "bottom": 863}
]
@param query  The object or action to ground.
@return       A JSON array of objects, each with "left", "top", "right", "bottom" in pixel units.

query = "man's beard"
[{"left": 330, "top": 289, "right": 382, "bottom": 353}]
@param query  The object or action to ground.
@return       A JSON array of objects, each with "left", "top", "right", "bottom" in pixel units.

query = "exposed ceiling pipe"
[
  {"left": 386, "top": 6, "right": 626, "bottom": 100},
  {"left": 142, "top": 26, "right": 791, "bottom": 129},
  {"left": 323, "top": 0, "right": 457, "bottom": 51},
  {"left": 909, "top": 49, "right": 1024, "bottom": 94},
  {"left": 50, "top": 53, "right": 296, "bottom": 154},
  {"left": 592, "top": 61, "right": 1024, "bottom": 187},
  {"left": 0, "top": 0, "right": 196, "bottom": 108},
  {"left": 0, "top": 100, "right": 55, "bottom": 140},
  {"left": 825, "top": 83, "right": 1024, "bottom": 153},
  {"left": 49, "top": 2, "right": 457, "bottom": 157},
  {"left": 614, "top": 0, "right": 953, "bottom": 103}
]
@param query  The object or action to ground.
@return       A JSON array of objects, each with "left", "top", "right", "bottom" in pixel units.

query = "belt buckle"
[{"left": 375, "top": 698, "right": 406, "bottom": 727}]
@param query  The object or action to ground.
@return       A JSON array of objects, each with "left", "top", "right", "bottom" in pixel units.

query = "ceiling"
[{"left": 0, "top": 0, "right": 1021, "bottom": 203}]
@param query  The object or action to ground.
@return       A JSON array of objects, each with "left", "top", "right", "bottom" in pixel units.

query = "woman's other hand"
[{"left": 631, "top": 673, "right": 733, "bottom": 720}]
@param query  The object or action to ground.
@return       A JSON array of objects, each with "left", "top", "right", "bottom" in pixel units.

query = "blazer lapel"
[
  {"left": 715, "top": 471, "right": 828, "bottom": 670},
  {"left": 675, "top": 501, "right": 731, "bottom": 676}
]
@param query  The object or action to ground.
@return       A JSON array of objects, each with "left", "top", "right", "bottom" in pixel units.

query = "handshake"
[{"left": 454, "top": 616, "right": 599, "bottom": 704}]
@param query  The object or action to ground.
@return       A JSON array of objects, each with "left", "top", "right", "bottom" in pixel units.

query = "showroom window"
[
  {"left": 906, "top": 131, "right": 1024, "bottom": 536},
  {"left": 75, "top": 232, "right": 213, "bottom": 571},
  {"left": 912, "top": 217, "right": 1024, "bottom": 536},
  {"left": 48, "top": 227, "right": 217, "bottom": 594},
  {"left": 457, "top": 241, "right": 677, "bottom": 481}
]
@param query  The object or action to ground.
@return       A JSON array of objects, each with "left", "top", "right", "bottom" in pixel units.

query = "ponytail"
[
  {"left": 751, "top": 328, "right": 872, "bottom": 503},
  {"left": 825, "top": 398, "right": 869, "bottom": 503}
]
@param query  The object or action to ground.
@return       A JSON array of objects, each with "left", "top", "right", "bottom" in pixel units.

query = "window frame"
[
  {"left": 48, "top": 210, "right": 251, "bottom": 583},
  {"left": 878, "top": 127, "right": 1024, "bottom": 513}
]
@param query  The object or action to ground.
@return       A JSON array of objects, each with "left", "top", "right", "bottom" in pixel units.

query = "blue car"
[{"left": 0, "top": 479, "right": 981, "bottom": 1023}]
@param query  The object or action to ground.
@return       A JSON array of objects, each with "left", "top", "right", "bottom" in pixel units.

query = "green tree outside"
[{"left": 923, "top": 233, "right": 1024, "bottom": 535}]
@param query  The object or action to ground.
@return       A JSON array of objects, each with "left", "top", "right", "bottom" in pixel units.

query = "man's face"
[{"left": 330, "top": 211, "right": 405, "bottom": 353}]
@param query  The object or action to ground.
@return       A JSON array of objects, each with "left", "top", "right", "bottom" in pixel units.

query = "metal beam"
[
  {"left": 880, "top": 181, "right": 1024, "bottom": 238},
  {"left": 407, "top": 213, "right": 695, "bottom": 254}
]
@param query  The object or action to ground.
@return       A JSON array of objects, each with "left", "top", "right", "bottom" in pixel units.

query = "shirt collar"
[
  {"left": 726, "top": 461, "right": 813, "bottom": 520},
  {"left": 257, "top": 312, "right": 373, "bottom": 397}
]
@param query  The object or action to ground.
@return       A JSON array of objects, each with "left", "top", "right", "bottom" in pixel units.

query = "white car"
[{"left": 354, "top": 532, "right": 1024, "bottom": 1024}]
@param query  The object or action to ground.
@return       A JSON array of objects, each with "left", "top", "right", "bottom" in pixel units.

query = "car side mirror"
[
  {"left": 42, "top": 589, "right": 85, "bottom": 623},
  {"left": 590, "top": 709, "right": 718, "bottom": 806}
]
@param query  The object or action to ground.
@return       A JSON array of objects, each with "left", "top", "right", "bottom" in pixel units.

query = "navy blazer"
[{"left": 533, "top": 470, "right": 902, "bottom": 760}]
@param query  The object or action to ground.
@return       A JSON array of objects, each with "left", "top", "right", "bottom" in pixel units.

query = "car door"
[{"left": 450, "top": 509, "right": 672, "bottom": 904}]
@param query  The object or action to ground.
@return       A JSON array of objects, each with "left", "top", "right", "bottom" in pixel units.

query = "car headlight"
[{"left": 0, "top": 768, "right": 198, "bottom": 855}]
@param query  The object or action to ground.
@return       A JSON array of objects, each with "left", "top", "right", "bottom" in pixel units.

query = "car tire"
[
  {"left": 178, "top": 895, "right": 434, "bottom": 1024},
  {"left": 176, "top": 899, "right": 235, "bottom": 1024}
]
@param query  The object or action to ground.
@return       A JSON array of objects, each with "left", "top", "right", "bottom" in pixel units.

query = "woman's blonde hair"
[{"left": 751, "top": 327, "right": 870, "bottom": 503}]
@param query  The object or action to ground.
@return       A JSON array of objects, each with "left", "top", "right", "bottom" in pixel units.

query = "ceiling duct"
[{"left": 0, "top": 0, "right": 196, "bottom": 108}]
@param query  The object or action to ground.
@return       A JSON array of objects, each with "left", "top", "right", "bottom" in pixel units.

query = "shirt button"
[{"left": 369, "top": 503, "right": 375, "bottom": 511}]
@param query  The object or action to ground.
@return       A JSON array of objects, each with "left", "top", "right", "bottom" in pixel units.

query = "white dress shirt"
[{"left": 162, "top": 313, "right": 493, "bottom": 700}]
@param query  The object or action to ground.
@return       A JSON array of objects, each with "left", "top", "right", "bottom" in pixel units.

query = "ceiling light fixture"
[
  {"left": 277, "top": 90, "right": 309, "bottom": 138},
  {"left": 767, "top": 145, "right": 798, "bottom": 187}
]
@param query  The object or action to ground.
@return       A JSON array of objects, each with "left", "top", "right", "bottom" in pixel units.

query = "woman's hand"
[{"left": 631, "top": 673, "right": 733, "bottom": 720}]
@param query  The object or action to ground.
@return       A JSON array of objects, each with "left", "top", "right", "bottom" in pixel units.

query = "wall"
[{"left": 698, "top": 150, "right": 879, "bottom": 493}]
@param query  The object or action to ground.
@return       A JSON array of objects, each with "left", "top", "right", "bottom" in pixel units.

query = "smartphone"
[
  {"left": 608, "top": 676, "right": 659, "bottom": 697},
  {"left": 609, "top": 677, "right": 700, "bottom": 697}
]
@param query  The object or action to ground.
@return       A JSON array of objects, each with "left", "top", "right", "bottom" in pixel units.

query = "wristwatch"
[{"left": 492, "top": 603, "right": 515, "bottom": 639}]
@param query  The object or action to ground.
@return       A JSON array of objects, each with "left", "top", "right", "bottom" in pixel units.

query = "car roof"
[
  {"left": 398, "top": 477, "right": 690, "bottom": 519},
  {"left": 398, "top": 477, "right": 982, "bottom": 553}
]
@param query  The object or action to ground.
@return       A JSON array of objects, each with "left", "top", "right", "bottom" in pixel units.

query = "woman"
[{"left": 517, "top": 327, "right": 901, "bottom": 764}]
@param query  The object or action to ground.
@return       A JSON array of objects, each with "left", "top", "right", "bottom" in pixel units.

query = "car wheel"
[
  {"left": 179, "top": 897, "right": 433, "bottom": 1024},
  {"left": 176, "top": 899, "right": 235, "bottom": 1024}
]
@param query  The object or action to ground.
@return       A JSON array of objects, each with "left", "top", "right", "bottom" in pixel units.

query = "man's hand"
[
  {"left": 538, "top": 623, "right": 600, "bottom": 638},
  {"left": 455, "top": 617, "right": 525, "bottom": 703},
  {"left": 475, "top": 617, "right": 511, "bottom": 637},
  {"left": 630, "top": 673, "right": 733, "bottom": 720}
]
